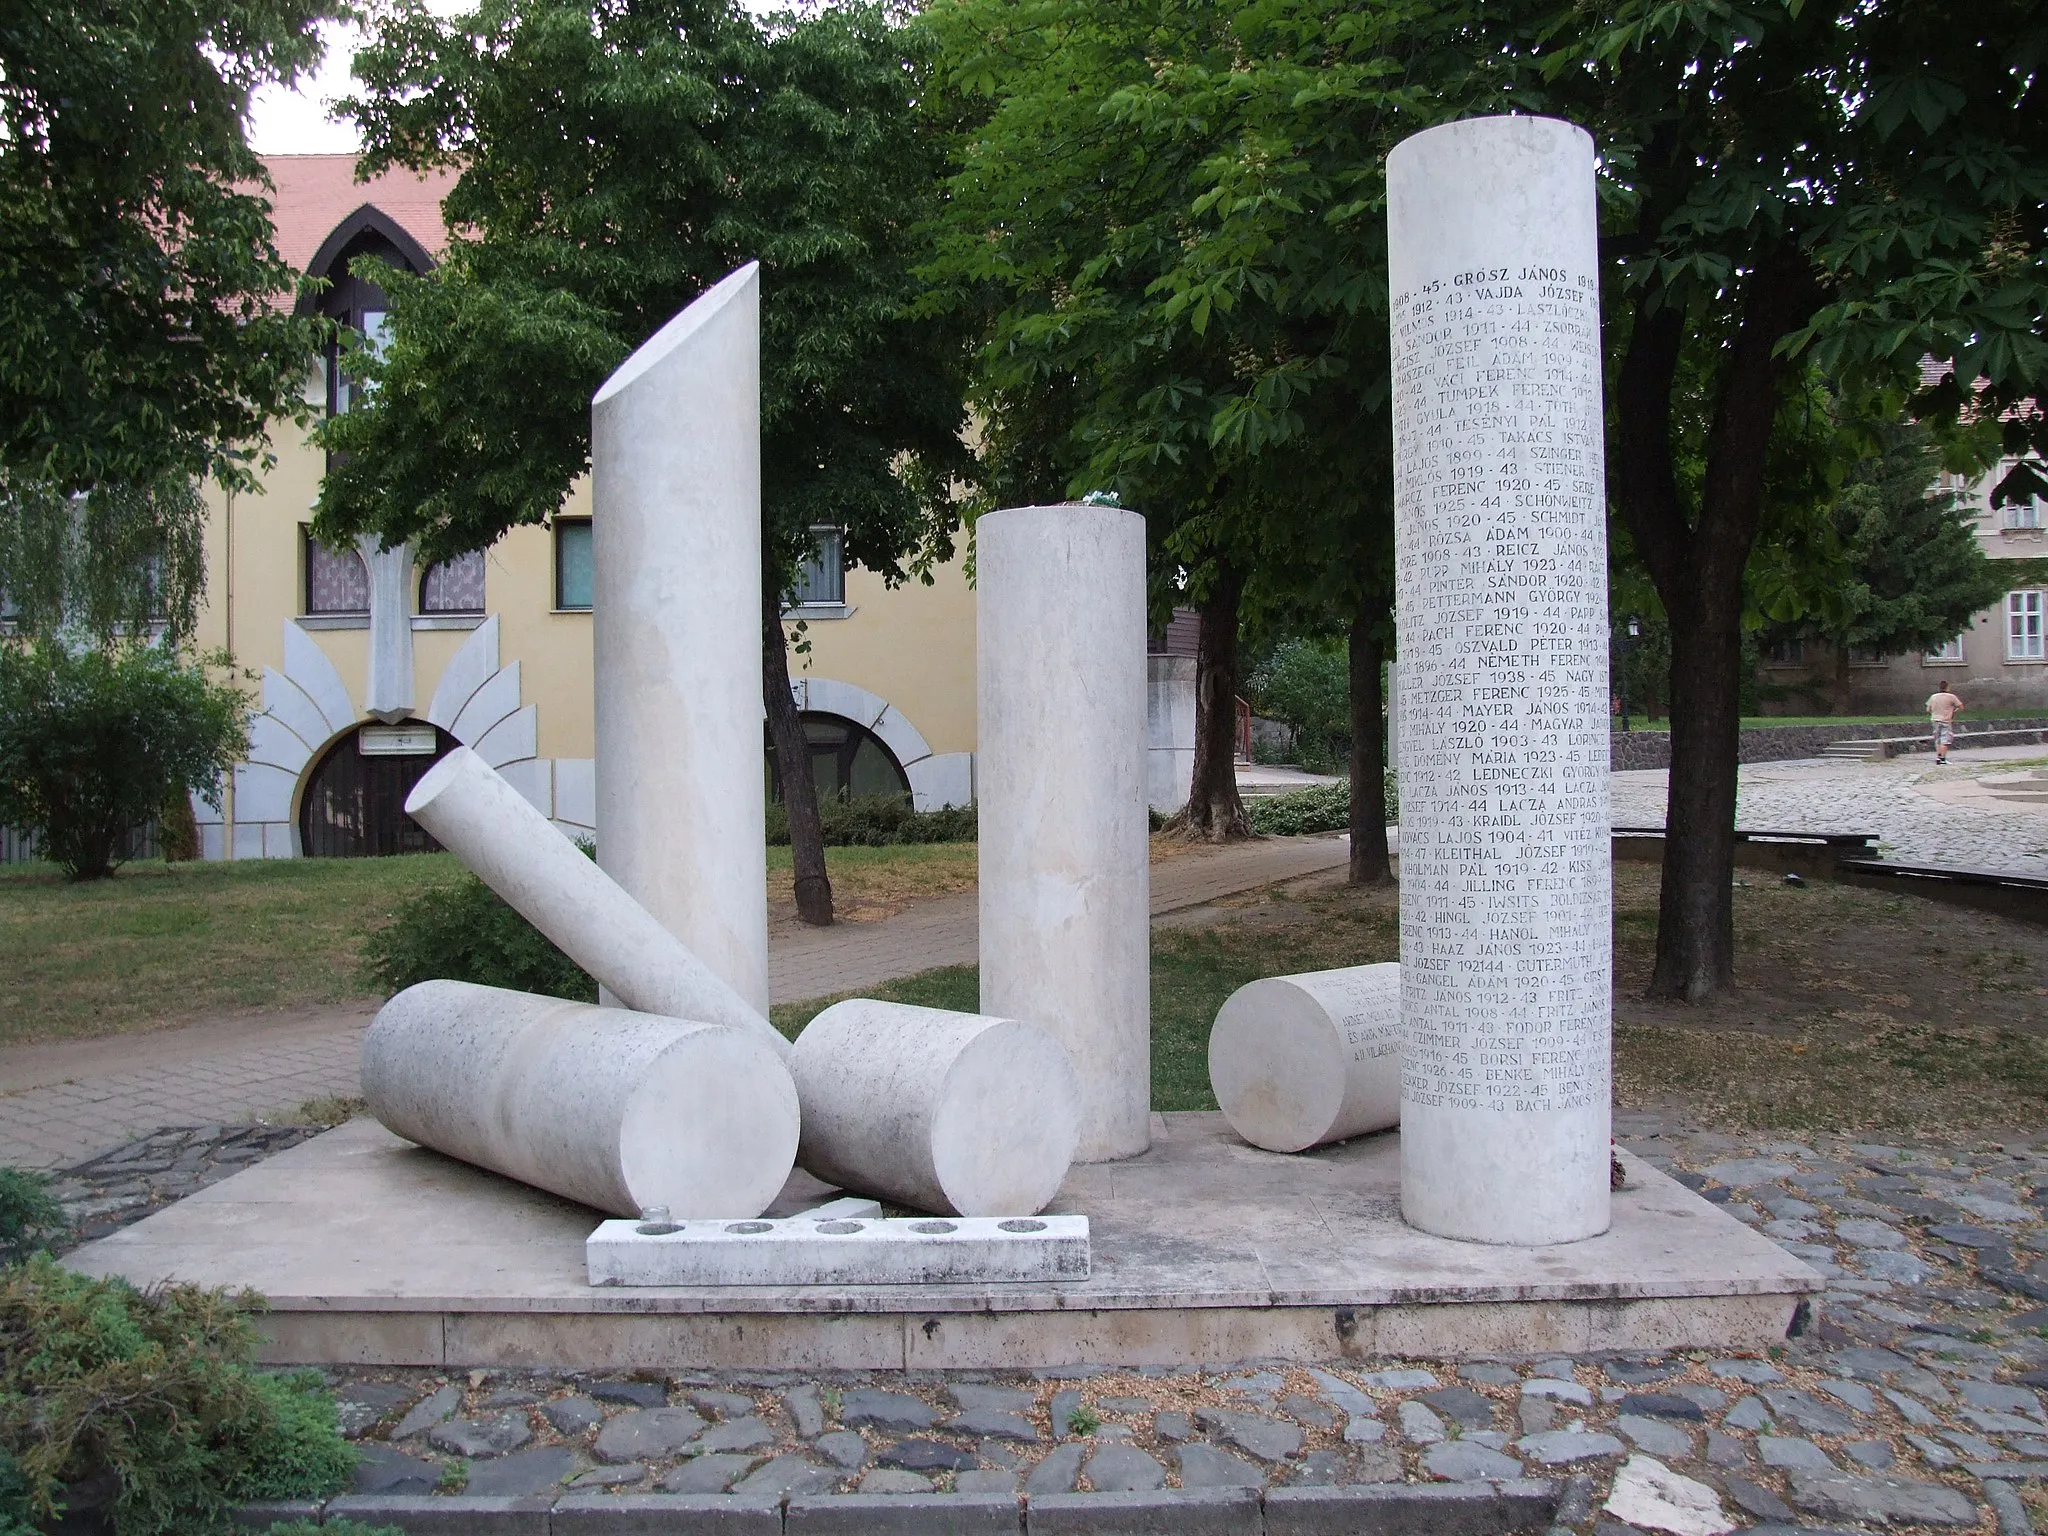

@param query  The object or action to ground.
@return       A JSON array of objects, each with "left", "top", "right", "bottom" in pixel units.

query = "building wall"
[
  {"left": 191, "top": 412, "right": 990, "bottom": 855},
  {"left": 1757, "top": 460, "right": 2048, "bottom": 714}
]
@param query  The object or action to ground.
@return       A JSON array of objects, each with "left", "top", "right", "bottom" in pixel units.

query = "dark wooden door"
[{"left": 298, "top": 724, "right": 456, "bottom": 857}]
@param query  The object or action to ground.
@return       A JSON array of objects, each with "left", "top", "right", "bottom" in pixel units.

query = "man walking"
[{"left": 1926, "top": 685, "right": 1965, "bottom": 765}]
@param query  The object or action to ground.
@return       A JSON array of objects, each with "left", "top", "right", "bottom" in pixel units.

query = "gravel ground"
[
  {"left": 1613, "top": 757, "right": 2048, "bottom": 876},
  {"left": 56, "top": 1117, "right": 2048, "bottom": 1532}
]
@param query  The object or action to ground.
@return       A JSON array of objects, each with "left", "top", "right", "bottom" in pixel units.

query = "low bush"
[
  {"left": 0, "top": 1171, "right": 61, "bottom": 1267},
  {"left": 0, "top": 1258, "right": 354, "bottom": 1536},
  {"left": 1247, "top": 773, "right": 1399, "bottom": 836},
  {"left": 362, "top": 873, "right": 594, "bottom": 1002},
  {"left": 765, "top": 795, "right": 975, "bottom": 847},
  {"left": 0, "top": 641, "right": 248, "bottom": 880}
]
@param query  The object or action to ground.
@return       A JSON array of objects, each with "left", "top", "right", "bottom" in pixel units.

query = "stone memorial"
[
  {"left": 791, "top": 999, "right": 1083, "bottom": 1217},
  {"left": 978, "top": 504, "right": 1150, "bottom": 1163},
  {"left": 592, "top": 263, "right": 771, "bottom": 1012},
  {"left": 1208, "top": 963, "right": 1401, "bottom": 1153},
  {"left": 404, "top": 745, "right": 792, "bottom": 1063},
  {"left": 1387, "top": 115, "right": 1613, "bottom": 1245},
  {"left": 362, "top": 980, "right": 799, "bottom": 1219}
]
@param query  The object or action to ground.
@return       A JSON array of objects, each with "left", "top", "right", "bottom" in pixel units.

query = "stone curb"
[{"left": 248, "top": 1478, "right": 1561, "bottom": 1534}]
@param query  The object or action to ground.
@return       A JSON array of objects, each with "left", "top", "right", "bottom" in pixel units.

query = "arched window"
[
  {"left": 298, "top": 721, "right": 458, "bottom": 857},
  {"left": 765, "top": 712, "right": 910, "bottom": 803},
  {"left": 420, "top": 550, "right": 486, "bottom": 614}
]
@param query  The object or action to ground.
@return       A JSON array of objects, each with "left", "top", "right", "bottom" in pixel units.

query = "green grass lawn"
[
  {"left": 0, "top": 853, "right": 468, "bottom": 1045},
  {"left": 0, "top": 843, "right": 977, "bottom": 1046}
]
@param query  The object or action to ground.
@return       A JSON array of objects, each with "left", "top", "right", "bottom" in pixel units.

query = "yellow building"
[{"left": 196, "top": 156, "right": 991, "bottom": 860}]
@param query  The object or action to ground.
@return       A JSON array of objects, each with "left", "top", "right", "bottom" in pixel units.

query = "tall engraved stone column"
[
  {"left": 979, "top": 504, "right": 1151, "bottom": 1162},
  {"left": 592, "top": 264, "right": 771, "bottom": 1013},
  {"left": 1388, "top": 116, "right": 1612, "bottom": 1245}
]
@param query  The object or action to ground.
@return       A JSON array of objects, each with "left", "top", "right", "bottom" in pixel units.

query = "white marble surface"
[
  {"left": 587, "top": 1212, "right": 1090, "bottom": 1287},
  {"left": 403, "top": 747, "right": 790, "bottom": 1062},
  {"left": 591, "top": 264, "right": 771, "bottom": 1013},
  {"left": 1388, "top": 115, "right": 1613, "bottom": 1244},
  {"left": 791, "top": 999, "right": 1081, "bottom": 1216},
  {"left": 1209, "top": 963, "right": 1401, "bottom": 1152},
  {"left": 978, "top": 504, "right": 1151, "bottom": 1162},
  {"left": 361, "top": 980, "right": 798, "bottom": 1219},
  {"left": 359, "top": 534, "right": 416, "bottom": 721},
  {"left": 68, "top": 1114, "right": 1820, "bottom": 1337}
]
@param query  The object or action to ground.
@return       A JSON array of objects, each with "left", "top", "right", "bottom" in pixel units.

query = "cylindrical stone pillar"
[
  {"left": 1208, "top": 963, "right": 1401, "bottom": 1153},
  {"left": 791, "top": 1000, "right": 1082, "bottom": 1216},
  {"left": 977, "top": 505, "right": 1150, "bottom": 1163},
  {"left": 1387, "top": 116, "right": 1613, "bottom": 1245},
  {"left": 362, "top": 980, "right": 799, "bottom": 1219},
  {"left": 592, "top": 263, "right": 770, "bottom": 1013},
  {"left": 404, "top": 747, "right": 791, "bottom": 1064}
]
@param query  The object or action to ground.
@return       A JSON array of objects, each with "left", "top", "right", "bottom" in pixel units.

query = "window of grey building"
[
  {"left": 305, "top": 529, "right": 369, "bottom": 614},
  {"left": 1766, "top": 636, "right": 1804, "bottom": 665},
  {"left": 791, "top": 526, "right": 845, "bottom": 607},
  {"left": 555, "top": 519, "right": 593, "bottom": 610},
  {"left": 2009, "top": 591, "right": 2044, "bottom": 660},
  {"left": 420, "top": 550, "right": 486, "bottom": 614},
  {"left": 1925, "top": 635, "right": 1965, "bottom": 662}
]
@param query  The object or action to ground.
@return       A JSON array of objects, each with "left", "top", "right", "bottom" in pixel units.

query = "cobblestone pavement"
[
  {"left": 1615, "top": 751, "right": 2048, "bottom": 876},
  {"left": 77, "top": 1116, "right": 2029, "bottom": 1533},
  {"left": 0, "top": 836, "right": 1351, "bottom": 1171}
]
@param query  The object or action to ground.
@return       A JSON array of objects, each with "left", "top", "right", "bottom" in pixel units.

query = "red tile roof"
[{"left": 258, "top": 154, "right": 458, "bottom": 275}]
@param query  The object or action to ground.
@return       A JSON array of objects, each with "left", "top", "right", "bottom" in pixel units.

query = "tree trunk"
[
  {"left": 1612, "top": 241, "right": 1816, "bottom": 1002},
  {"left": 1170, "top": 563, "right": 1250, "bottom": 840},
  {"left": 1832, "top": 642, "right": 1852, "bottom": 715},
  {"left": 1653, "top": 593, "right": 1743, "bottom": 998},
  {"left": 762, "top": 573, "right": 833, "bottom": 926},
  {"left": 1347, "top": 609, "right": 1392, "bottom": 884}
]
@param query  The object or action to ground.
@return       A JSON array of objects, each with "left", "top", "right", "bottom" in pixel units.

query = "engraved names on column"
[{"left": 1392, "top": 260, "right": 1609, "bottom": 1122}]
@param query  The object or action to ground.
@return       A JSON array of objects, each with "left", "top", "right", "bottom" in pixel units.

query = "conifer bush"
[{"left": 0, "top": 1258, "right": 353, "bottom": 1536}]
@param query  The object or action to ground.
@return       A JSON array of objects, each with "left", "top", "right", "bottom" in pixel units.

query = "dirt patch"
[{"left": 1608, "top": 862, "right": 2048, "bottom": 1136}]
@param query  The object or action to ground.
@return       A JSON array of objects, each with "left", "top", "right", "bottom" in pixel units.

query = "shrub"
[
  {"left": 1248, "top": 773, "right": 1399, "bottom": 836},
  {"left": 1243, "top": 638, "right": 1350, "bottom": 770},
  {"left": 0, "top": 1258, "right": 354, "bottom": 1536},
  {"left": 0, "top": 641, "right": 248, "bottom": 880},
  {"left": 363, "top": 872, "right": 594, "bottom": 1002},
  {"left": 0, "top": 1172, "right": 61, "bottom": 1267},
  {"left": 765, "top": 795, "right": 976, "bottom": 846}
]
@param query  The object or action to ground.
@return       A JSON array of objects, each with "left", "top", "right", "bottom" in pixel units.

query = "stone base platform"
[{"left": 65, "top": 1112, "right": 1820, "bottom": 1369}]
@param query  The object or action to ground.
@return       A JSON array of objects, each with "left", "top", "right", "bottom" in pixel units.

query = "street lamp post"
[{"left": 1616, "top": 615, "right": 1641, "bottom": 733}]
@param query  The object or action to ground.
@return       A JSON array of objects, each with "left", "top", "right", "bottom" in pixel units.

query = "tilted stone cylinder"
[
  {"left": 404, "top": 745, "right": 791, "bottom": 1065},
  {"left": 791, "top": 1000, "right": 1083, "bottom": 1217},
  {"left": 1208, "top": 963, "right": 1401, "bottom": 1153},
  {"left": 362, "top": 980, "right": 799, "bottom": 1219},
  {"left": 592, "top": 263, "right": 771, "bottom": 1013}
]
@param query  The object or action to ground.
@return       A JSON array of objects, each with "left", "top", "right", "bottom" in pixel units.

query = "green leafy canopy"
[{"left": 316, "top": 0, "right": 977, "bottom": 592}]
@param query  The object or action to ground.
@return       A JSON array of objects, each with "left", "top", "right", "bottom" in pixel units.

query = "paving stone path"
[
  {"left": 100, "top": 1115, "right": 2037, "bottom": 1533},
  {"left": 1614, "top": 753, "right": 2048, "bottom": 876}
]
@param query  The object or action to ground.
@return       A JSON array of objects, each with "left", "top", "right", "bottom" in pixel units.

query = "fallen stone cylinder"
[
  {"left": 979, "top": 503, "right": 1150, "bottom": 1163},
  {"left": 362, "top": 980, "right": 799, "bottom": 1219},
  {"left": 791, "top": 999, "right": 1083, "bottom": 1216},
  {"left": 592, "top": 263, "right": 771, "bottom": 1013},
  {"left": 1208, "top": 963, "right": 1402, "bottom": 1153},
  {"left": 404, "top": 746, "right": 790, "bottom": 1065},
  {"left": 1388, "top": 114, "right": 1612, "bottom": 1244}
]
